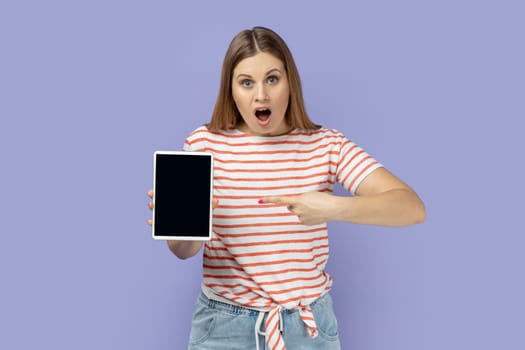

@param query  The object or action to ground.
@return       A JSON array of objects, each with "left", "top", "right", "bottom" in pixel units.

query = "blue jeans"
[{"left": 188, "top": 292, "right": 341, "bottom": 350}]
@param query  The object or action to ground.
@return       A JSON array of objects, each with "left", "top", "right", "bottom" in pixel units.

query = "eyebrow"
[{"left": 235, "top": 68, "right": 283, "bottom": 79}]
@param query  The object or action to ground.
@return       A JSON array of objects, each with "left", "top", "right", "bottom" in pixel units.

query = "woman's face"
[{"left": 232, "top": 52, "right": 290, "bottom": 136}]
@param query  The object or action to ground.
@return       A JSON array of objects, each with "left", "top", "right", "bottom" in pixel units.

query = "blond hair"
[{"left": 207, "top": 26, "right": 319, "bottom": 131}]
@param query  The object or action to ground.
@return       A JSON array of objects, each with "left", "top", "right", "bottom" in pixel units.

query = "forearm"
[
  {"left": 330, "top": 188, "right": 426, "bottom": 227},
  {"left": 166, "top": 240, "right": 203, "bottom": 259}
]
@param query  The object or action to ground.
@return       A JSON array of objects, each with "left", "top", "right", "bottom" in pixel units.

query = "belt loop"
[{"left": 279, "top": 307, "right": 284, "bottom": 332}]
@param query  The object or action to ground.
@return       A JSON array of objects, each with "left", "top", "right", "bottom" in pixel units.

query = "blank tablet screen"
[{"left": 152, "top": 151, "right": 213, "bottom": 240}]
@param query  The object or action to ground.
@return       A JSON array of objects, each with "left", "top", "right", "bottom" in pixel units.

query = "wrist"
[{"left": 330, "top": 195, "right": 356, "bottom": 222}]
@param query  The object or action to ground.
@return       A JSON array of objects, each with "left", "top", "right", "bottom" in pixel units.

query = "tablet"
[{"left": 152, "top": 151, "right": 213, "bottom": 240}]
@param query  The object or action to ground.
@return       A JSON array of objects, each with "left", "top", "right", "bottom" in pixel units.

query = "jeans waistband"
[{"left": 197, "top": 291, "right": 329, "bottom": 316}]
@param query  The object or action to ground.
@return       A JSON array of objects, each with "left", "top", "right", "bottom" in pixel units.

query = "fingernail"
[{"left": 258, "top": 199, "right": 264, "bottom": 204}]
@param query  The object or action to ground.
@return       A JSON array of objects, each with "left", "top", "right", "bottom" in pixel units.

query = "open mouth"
[{"left": 255, "top": 108, "right": 272, "bottom": 122}]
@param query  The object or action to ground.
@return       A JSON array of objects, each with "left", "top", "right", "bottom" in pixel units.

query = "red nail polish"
[{"left": 258, "top": 199, "right": 264, "bottom": 204}]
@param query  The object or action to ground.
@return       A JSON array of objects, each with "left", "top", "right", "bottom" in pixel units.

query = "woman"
[{"left": 148, "top": 26, "right": 425, "bottom": 350}]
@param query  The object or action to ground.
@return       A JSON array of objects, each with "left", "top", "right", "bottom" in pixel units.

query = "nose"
[{"left": 255, "top": 83, "right": 269, "bottom": 102}]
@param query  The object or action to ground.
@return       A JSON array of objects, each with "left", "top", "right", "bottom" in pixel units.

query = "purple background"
[{"left": 1, "top": 0, "right": 524, "bottom": 349}]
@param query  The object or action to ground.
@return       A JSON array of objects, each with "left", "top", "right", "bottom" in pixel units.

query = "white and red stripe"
[{"left": 184, "top": 126, "right": 382, "bottom": 348}]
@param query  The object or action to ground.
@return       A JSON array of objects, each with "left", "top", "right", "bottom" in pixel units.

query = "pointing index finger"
[{"left": 259, "top": 195, "right": 297, "bottom": 205}]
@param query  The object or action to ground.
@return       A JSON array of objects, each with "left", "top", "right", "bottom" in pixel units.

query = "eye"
[
  {"left": 267, "top": 75, "right": 279, "bottom": 84},
  {"left": 241, "top": 79, "right": 253, "bottom": 88}
]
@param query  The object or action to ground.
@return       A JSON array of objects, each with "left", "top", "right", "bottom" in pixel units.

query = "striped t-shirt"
[{"left": 184, "top": 125, "right": 382, "bottom": 348}]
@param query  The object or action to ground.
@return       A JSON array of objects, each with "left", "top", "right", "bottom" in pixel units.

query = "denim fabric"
[{"left": 187, "top": 292, "right": 341, "bottom": 350}]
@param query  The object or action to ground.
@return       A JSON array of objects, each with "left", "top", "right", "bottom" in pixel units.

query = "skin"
[
  {"left": 147, "top": 51, "right": 426, "bottom": 259},
  {"left": 147, "top": 190, "right": 213, "bottom": 259},
  {"left": 232, "top": 51, "right": 291, "bottom": 136},
  {"left": 261, "top": 168, "right": 426, "bottom": 227}
]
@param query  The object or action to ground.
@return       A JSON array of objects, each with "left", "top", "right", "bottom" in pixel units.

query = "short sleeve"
[
  {"left": 183, "top": 141, "right": 193, "bottom": 152},
  {"left": 183, "top": 126, "right": 209, "bottom": 152},
  {"left": 335, "top": 135, "right": 383, "bottom": 195}
]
